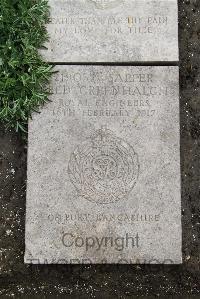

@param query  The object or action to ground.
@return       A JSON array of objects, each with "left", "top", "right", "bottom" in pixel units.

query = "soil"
[{"left": 0, "top": 0, "right": 200, "bottom": 297}]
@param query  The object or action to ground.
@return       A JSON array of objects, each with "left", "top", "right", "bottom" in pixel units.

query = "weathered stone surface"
[
  {"left": 40, "top": 0, "right": 179, "bottom": 62},
  {"left": 25, "top": 65, "right": 181, "bottom": 264}
]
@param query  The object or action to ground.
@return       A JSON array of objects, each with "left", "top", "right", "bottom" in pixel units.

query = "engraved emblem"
[
  {"left": 68, "top": 127, "right": 139, "bottom": 204},
  {"left": 88, "top": 0, "right": 123, "bottom": 9}
]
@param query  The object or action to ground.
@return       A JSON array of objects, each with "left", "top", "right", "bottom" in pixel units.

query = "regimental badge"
[
  {"left": 88, "top": 0, "right": 124, "bottom": 9},
  {"left": 68, "top": 127, "right": 139, "bottom": 204}
]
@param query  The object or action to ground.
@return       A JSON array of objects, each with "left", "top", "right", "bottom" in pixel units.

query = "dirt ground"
[{"left": 0, "top": 0, "right": 200, "bottom": 298}]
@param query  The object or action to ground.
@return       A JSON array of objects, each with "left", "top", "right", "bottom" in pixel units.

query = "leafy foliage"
[{"left": 0, "top": 0, "right": 52, "bottom": 133}]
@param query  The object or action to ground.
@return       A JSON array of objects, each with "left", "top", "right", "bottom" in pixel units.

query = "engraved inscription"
[
  {"left": 68, "top": 127, "right": 139, "bottom": 204},
  {"left": 40, "top": 0, "right": 178, "bottom": 62},
  {"left": 49, "top": 15, "right": 169, "bottom": 37}
]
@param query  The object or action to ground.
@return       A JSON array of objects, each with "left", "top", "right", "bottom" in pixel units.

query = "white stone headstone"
[
  {"left": 25, "top": 65, "right": 182, "bottom": 264},
  {"left": 40, "top": 0, "right": 179, "bottom": 62}
]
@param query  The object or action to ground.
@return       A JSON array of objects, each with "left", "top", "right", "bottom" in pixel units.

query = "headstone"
[
  {"left": 40, "top": 0, "right": 179, "bottom": 62},
  {"left": 25, "top": 65, "right": 182, "bottom": 264}
]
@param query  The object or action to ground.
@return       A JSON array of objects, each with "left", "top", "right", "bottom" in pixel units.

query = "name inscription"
[{"left": 49, "top": 71, "right": 174, "bottom": 123}]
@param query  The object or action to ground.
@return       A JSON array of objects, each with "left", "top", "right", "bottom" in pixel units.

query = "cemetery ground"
[{"left": 0, "top": 0, "right": 200, "bottom": 298}]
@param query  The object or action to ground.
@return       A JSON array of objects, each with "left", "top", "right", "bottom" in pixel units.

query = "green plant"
[{"left": 0, "top": 0, "right": 52, "bottom": 133}]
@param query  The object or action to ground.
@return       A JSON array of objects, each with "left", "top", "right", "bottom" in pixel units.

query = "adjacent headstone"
[
  {"left": 40, "top": 0, "right": 179, "bottom": 62},
  {"left": 25, "top": 65, "right": 181, "bottom": 264}
]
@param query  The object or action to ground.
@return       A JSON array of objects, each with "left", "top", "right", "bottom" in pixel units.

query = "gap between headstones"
[{"left": 49, "top": 61, "right": 179, "bottom": 66}]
